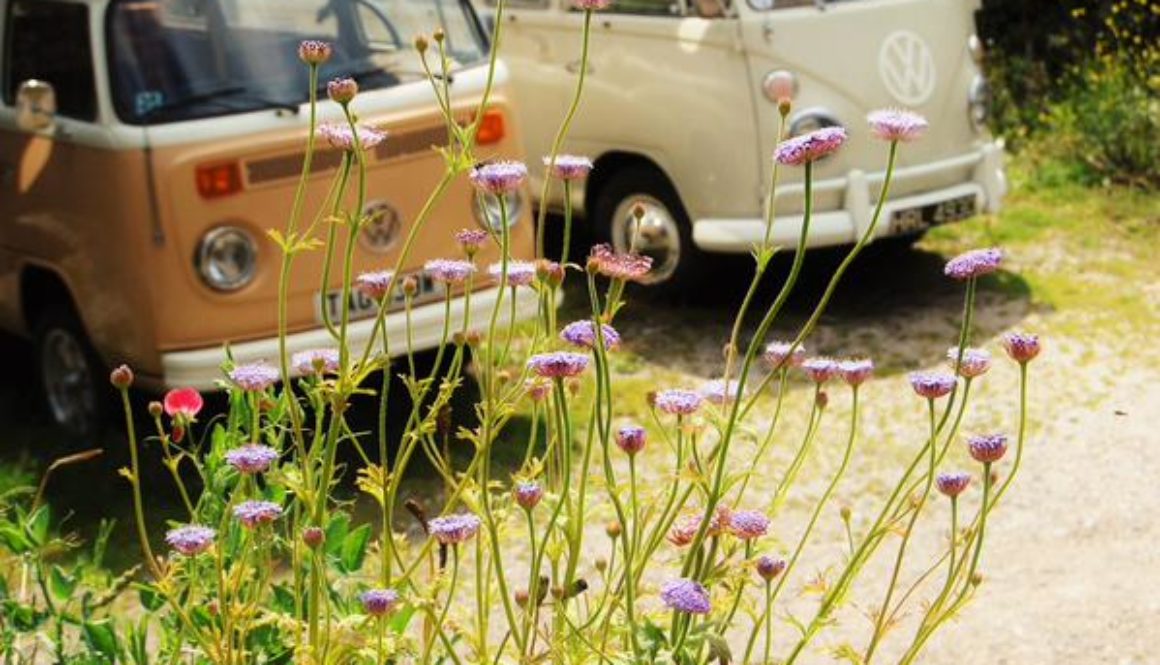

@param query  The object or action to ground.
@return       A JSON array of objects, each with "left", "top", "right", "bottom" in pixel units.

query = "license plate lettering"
[
  {"left": 314, "top": 271, "right": 443, "bottom": 324},
  {"left": 889, "top": 194, "right": 977, "bottom": 236}
]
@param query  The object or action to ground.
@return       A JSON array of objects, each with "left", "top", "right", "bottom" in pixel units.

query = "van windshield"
[{"left": 108, "top": 0, "right": 487, "bottom": 124}]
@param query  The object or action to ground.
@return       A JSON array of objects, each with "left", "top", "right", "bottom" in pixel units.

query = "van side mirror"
[{"left": 16, "top": 79, "right": 57, "bottom": 134}]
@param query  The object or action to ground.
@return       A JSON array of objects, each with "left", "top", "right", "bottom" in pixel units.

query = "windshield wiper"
[{"left": 141, "top": 85, "right": 300, "bottom": 121}]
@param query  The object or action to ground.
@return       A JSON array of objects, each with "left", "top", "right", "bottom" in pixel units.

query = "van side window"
[
  {"left": 3, "top": 0, "right": 97, "bottom": 121},
  {"left": 602, "top": 0, "right": 682, "bottom": 16}
]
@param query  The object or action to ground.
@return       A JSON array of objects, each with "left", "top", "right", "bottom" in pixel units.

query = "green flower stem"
[
  {"left": 741, "top": 579, "right": 775, "bottom": 665},
  {"left": 118, "top": 387, "right": 162, "bottom": 582},
  {"left": 768, "top": 387, "right": 824, "bottom": 517},
  {"left": 730, "top": 368, "right": 791, "bottom": 508},
  {"left": 561, "top": 179, "right": 575, "bottom": 264}
]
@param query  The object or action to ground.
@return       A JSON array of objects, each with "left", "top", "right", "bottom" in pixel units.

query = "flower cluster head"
[
  {"left": 944, "top": 248, "right": 1002, "bottom": 280},
  {"left": 110, "top": 365, "right": 134, "bottom": 389},
  {"left": 326, "top": 77, "right": 359, "bottom": 104},
  {"left": 867, "top": 108, "right": 929, "bottom": 142},
  {"left": 297, "top": 40, "right": 332, "bottom": 65},
  {"left": 225, "top": 444, "right": 279, "bottom": 475},
  {"left": 654, "top": 389, "right": 703, "bottom": 416},
  {"left": 524, "top": 378, "right": 552, "bottom": 402},
  {"left": 513, "top": 481, "right": 544, "bottom": 510},
  {"left": 838, "top": 358, "right": 874, "bottom": 387},
  {"left": 699, "top": 379, "right": 743, "bottom": 405},
  {"left": 615, "top": 425, "right": 647, "bottom": 455},
  {"left": 318, "top": 123, "right": 387, "bottom": 152},
  {"left": 424, "top": 259, "right": 476, "bottom": 284},
  {"left": 455, "top": 228, "right": 489, "bottom": 256},
  {"left": 470, "top": 161, "right": 528, "bottom": 195},
  {"left": 909, "top": 371, "right": 957, "bottom": 399},
  {"left": 801, "top": 357, "right": 840, "bottom": 384},
  {"left": 489, "top": 260, "right": 537, "bottom": 287},
  {"left": 936, "top": 471, "right": 972, "bottom": 498},
  {"left": 589, "top": 243, "right": 653, "bottom": 282},
  {"left": 293, "top": 348, "right": 341, "bottom": 377},
  {"left": 230, "top": 362, "right": 280, "bottom": 392},
  {"left": 355, "top": 270, "right": 394, "bottom": 300},
  {"left": 946, "top": 347, "right": 992, "bottom": 378},
  {"left": 773, "top": 126, "right": 847, "bottom": 166},
  {"left": 165, "top": 525, "right": 216, "bottom": 556},
  {"left": 543, "top": 154, "right": 594, "bottom": 180},
  {"left": 233, "top": 500, "right": 283, "bottom": 528},
  {"left": 1002, "top": 332, "right": 1041, "bottom": 364},
  {"left": 661, "top": 579, "right": 712, "bottom": 615},
  {"left": 429, "top": 513, "right": 482, "bottom": 545},
  {"left": 560, "top": 319, "right": 621, "bottom": 351},
  {"left": 164, "top": 387, "right": 203, "bottom": 419},
  {"left": 360, "top": 588, "right": 401, "bottom": 617},
  {"left": 756, "top": 555, "right": 787, "bottom": 581},
  {"left": 968, "top": 433, "right": 1008, "bottom": 464},
  {"left": 668, "top": 507, "right": 730, "bottom": 546},
  {"left": 763, "top": 341, "right": 806, "bottom": 370},
  {"left": 527, "top": 352, "right": 590, "bottom": 379},
  {"left": 728, "top": 510, "right": 770, "bottom": 540}
]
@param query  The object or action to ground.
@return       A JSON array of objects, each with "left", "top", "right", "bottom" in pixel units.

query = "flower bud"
[
  {"left": 465, "top": 330, "right": 483, "bottom": 347},
  {"left": 513, "top": 481, "right": 544, "bottom": 510},
  {"left": 148, "top": 401, "right": 163, "bottom": 418},
  {"left": 514, "top": 588, "right": 529, "bottom": 607},
  {"left": 594, "top": 557, "right": 608, "bottom": 572},
  {"left": 303, "top": 526, "right": 325, "bottom": 549},
  {"left": 815, "top": 390, "right": 829, "bottom": 410},
  {"left": 756, "top": 555, "right": 787, "bottom": 582},
  {"left": 971, "top": 572, "right": 983, "bottom": 587},
  {"left": 327, "top": 77, "right": 358, "bottom": 104},
  {"left": 402, "top": 275, "right": 419, "bottom": 297},
  {"left": 298, "top": 40, "right": 332, "bottom": 65},
  {"left": 839, "top": 505, "right": 852, "bottom": 522},
  {"left": 605, "top": 521, "right": 622, "bottom": 539},
  {"left": 414, "top": 34, "right": 429, "bottom": 53},
  {"left": 110, "top": 364, "right": 134, "bottom": 389},
  {"left": 433, "top": 28, "right": 445, "bottom": 43}
]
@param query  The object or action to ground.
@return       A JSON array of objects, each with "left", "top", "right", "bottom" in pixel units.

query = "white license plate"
[
  {"left": 314, "top": 271, "right": 444, "bottom": 324},
  {"left": 889, "top": 194, "right": 977, "bottom": 236}
]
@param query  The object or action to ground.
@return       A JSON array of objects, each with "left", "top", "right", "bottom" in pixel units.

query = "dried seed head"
[{"left": 110, "top": 364, "right": 134, "bottom": 389}]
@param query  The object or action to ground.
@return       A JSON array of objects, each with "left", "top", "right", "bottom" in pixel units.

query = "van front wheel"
[
  {"left": 33, "top": 305, "right": 108, "bottom": 437},
  {"left": 591, "top": 167, "right": 708, "bottom": 293}
]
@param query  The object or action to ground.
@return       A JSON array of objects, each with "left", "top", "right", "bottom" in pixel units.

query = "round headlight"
[
  {"left": 197, "top": 226, "right": 257, "bottom": 291},
  {"left": 474, "top": 191, "right": 523, "bottom": 231},
  {"left": 968, "top": 75, "right": 992, "bottom": 130}
]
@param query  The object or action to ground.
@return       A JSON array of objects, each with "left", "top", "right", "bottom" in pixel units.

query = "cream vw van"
[
  {"left": 0, "top": 0, "right": 535, "bottom": 433},
  {"left": 491, "top": 0, "right": 1006, "bottom": 289}
]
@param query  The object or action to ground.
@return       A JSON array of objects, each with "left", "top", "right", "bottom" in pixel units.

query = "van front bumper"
[
  {"left": 692, "top": 141, "right": 1006, "bottom": 253},
  {"left": 160, "top": 285, "right": 541, "bottom": 390}
]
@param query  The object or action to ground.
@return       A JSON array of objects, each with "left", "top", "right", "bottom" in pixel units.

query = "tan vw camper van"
[
  {"left": 0, "top": 0, "right": 535, "bottom": 433},
  {"left": 490, "top": 0, "right": 1006, "bottom": 290}
]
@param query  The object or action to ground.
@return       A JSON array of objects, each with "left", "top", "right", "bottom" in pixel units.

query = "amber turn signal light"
[
  {"left": 475, "top": 109, "right": 505, "bottom": 145},
  {"left": 195, "top": 162, "right": 242, "bottom": 199}
]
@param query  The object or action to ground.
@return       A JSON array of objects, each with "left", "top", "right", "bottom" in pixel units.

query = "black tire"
[
  {"left": 31, "top": 304, "right": 110, "bottom": 438},
  {"left": 590, "top": 165, "right": 713, "bottom": 298}
]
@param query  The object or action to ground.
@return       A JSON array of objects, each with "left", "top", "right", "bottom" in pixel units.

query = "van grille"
[{"left": 245, "top": 124, "right": 450, "bottom": 186}]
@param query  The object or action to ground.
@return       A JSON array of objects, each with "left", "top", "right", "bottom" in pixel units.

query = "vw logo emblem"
[
  {"left": 359, "top": 200, "right": 402, "bottom": 253},
  {"left": 878, "top": 30, "right": 936, "bottom": 105}
]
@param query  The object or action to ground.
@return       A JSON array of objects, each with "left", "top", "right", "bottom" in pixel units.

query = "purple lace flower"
[
  {"left": 944, "top": 248, "right": 1002, "bottom": 280},
  {"left": 513, "top": 481, "right": 544, "bottom": 510},
  {"left": 543, "top": 154, "right": 594, "bottom": 180},
  {"left": 360, "top": 588, "right": 401, "bottom": 617},
  {"left": 230, "top": 363, "right": 280, "bottom": 391},
  {"left": 667, "top": 514, "right": 700, "bottom": 546},
  {"left": 1002, "top": 332, "right": 1041, "bottom": 364},
  {"left": 560, "top": 320, "right": 621, "bottom": 351},
  {"left": 763, "top": 341, "right": 806, "bottom": 369},
  {"left": 699, "top": 379, "right": 743, "bottom": 405},
  {"left": 429, "top": 513, "right": 481, "bottom": 544},
  {"left": 654, "top": 389, "right": 703, "bottom": 416},
  {"left": 297, "top": 40, "right": 332, "bottom": 65},
  {"left": 838, "top": 358, "right": 874, "bottom": 387},
  {"left": 469, "top": 161, "right": 528, "bottom": 195},
  {"left": 936, "top": 471, "right": 972, "bottom": 498},
  {"left": 661, "top": 579, "right": 712, "bottom": 614},
  {"left": 946, "top": 347, "right": 992, "bottom": 378},
  {"left": 318, "top": 123, "right": 386, "bottom": 152},
  {"left": 589, "top": 244, "right": 653, "bottom": 282},
  {"left": 867, "top": 108, "right": 929, "bottom": 142},
  {"left": 355, "top": 270, "right": 394, "bottom": 300},
  {"left": 909, "top": 372, "right": 957, "bottom": 399},
  {"left": 293, "top": 349, "right": 341, "bottom": 376},
  {"left": 489, "top": 260, "right": 537, "bottom": 287},
  {"left": 801, "top": 357, "right": 840, "bottom": 384},
  {"left": 424, "top": 259, "right": 476, "bottom": 285},
  {"left": 233, "top": 500, "right": 283, "bottom": 528},
  {"left": 968, "top": 434, "right": 1008, "bottom": 464},
  {"left": 615, "top": 425, "right": 646, "bottom": 455},
  {"left": 165, "top": 525, "right": 216, "bottom": 556},
  {"left": 225, "top": 444, "right": 279, "bottom": 474},
  {"left": 773, "top": 126, "right": 847, "bottom": 166},
  {"left": 728, "top": 510, "right": 770, "bottom": 540},
  {"left": 755, "top": 555, "right": 787, "bottom": 581},
  {"left": 527, "top": 352, "right": 589, "bottom": 378},
  {"left": 455, "top": 228, "right": 489, "bottom": 255}
]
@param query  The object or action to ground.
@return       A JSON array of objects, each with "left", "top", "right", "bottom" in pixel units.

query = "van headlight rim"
[
  {"left": 196, "top": 225, "right": 258, "bottom": 292},
  {"left": 473, "top": 190, "right": 523, "bottom": 231}
]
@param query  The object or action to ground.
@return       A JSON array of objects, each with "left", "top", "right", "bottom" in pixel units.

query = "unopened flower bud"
[
  {"left": 567, "top": 378, "right": 582, "bottom": 396},
  {"left": 594, "top": 557, "right": 608, "bottom": 572},
  {"left": 756, "top": 555, "right": 787, "bottom": 582},
  {"left": 605, "top": 521, "right": 622, "bottom": 539},
  {"left": 497, "top": 369, "right": 513, "bottom": 383},
  {"left": 514, "top": 588, "right": 529, "bottom": 607},
  {"left": 414, "top": 35, "right": 429, "bottom": 53},
  {"left": 298, "top": 40, "right": 333, "bottom": 65},
  {"left": 971, "top": 572, "right": 983, "bottom": 587},
  {"left": 148, "top": 401, "right": 163, "bottom": 418},
  {"left": 815, "top": 390, "right": 829, "bottom": 410},
  {"left": 465, "top": 330, "right": 483, "bottom": 347},
  {"left": 402, "top": 275, "right": 419, "bottom": 297},
  {"left": 303, "top": 526, "right": 325, "bottom": 549},
  {"left": 840, "top": 505, "right": 852, "bottom": 522},
  {"left": 327, "top": 77, "right": 358, "bottom": 104},
  {"left": 586, "top": 256, "right": 601, "bottom": 275},
  {"left": 110, "top": 365, "right": 134, "bottom": 389},
  {"left": 778, "top": 98, "right": 792, "bottom": 117},
  {"left": 433, "top": 28, "right": 445, "bottom": 43}
]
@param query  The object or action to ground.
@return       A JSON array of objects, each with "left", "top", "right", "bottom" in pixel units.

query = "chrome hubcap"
[
  {"left": 610, "top": 195, "right": 682, "bottom": 284},
  {"left": 41, "top": 329, "right": 97, "bottom": 434}
]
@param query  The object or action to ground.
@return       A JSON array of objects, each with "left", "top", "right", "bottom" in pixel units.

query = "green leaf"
[
  {"left": 0, "top": 524, "right": 30, "bottom": 554},
  {"left": 26, "top": 505, "right": 51, "bottom": 546},
  {"left": 135, "top": 584, "right": 166, "bottom": 612},
  {"left": 83, "top": 619, "right": 121, "bottom": 660},
  {"left": 324, "top": 513, "right": 350, "bottom": 558},
  {"left": 49, "top": 565, "right": 77, "bottom": 603},
  {"left": 339, "top": 524, "right": 372, "bottom": 573}
]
